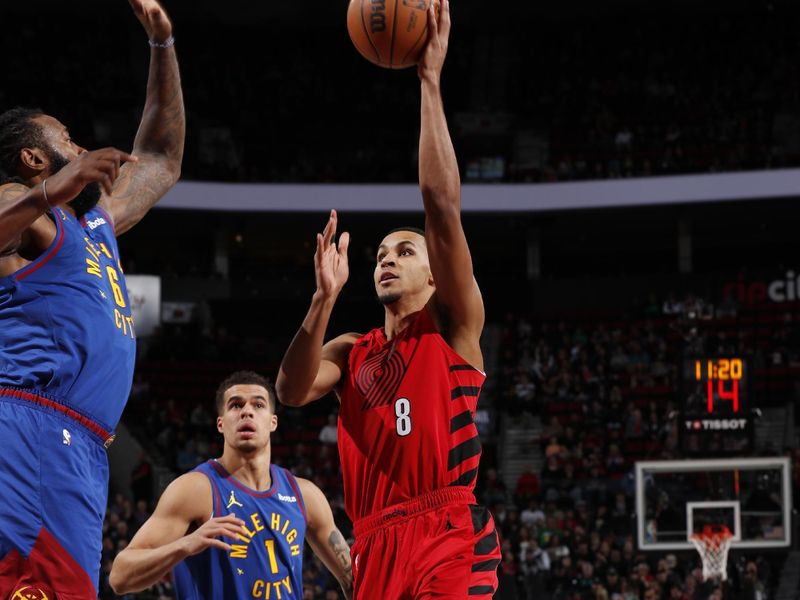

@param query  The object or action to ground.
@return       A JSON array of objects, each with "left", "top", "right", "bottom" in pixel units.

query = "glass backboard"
[{"left": 636, "top": 457, "right": 791, "bottom": 551}]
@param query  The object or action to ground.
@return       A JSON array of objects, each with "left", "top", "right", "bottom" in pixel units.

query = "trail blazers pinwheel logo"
[{"left": 356, "top": 349, "right": 407, "bottom": 410}]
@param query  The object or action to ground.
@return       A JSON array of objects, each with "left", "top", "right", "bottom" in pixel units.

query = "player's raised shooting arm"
[
  {"left": 418, "top": 1, "right": 485, "bottom": 351},
  {"left": 277, "top": 210, "right": 357, "bottom": 406},
  {"left": 101, "top": 0, "right": 185, "bottom": 236},
  {"left": 110, "top": 473, "right": 245, "bottom": 594},
  {"left": 298, "top": 479, "right": 353, "bottom": 600}
]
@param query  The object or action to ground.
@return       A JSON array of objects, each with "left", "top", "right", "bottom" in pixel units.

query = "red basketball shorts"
[{"left": 351, "top": 487, "right": 501, "bottom": 600}]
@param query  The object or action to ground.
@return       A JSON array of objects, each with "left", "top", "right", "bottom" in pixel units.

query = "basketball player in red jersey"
[{"left": 277, "top": 2, "right": 500, "bottom": 598}]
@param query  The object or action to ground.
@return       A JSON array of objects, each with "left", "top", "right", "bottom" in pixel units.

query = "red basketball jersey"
[{"left": 338, "top": 308, "right": 486, "bottom": 521}]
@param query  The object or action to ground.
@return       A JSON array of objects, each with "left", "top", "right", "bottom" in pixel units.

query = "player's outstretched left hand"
[
  {"left": 315, "top": 210, "right": 350, "bottom": 300},
  {"left": 418, "top": 0, "right": 450, "bottom": 83},
  {"left": 128, "top": 0, "right": 173, "bottom": 44}
]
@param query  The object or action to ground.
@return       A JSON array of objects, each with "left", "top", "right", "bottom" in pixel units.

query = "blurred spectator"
[
  {"left": 130, "top": 452, "right": 153, "bottom": 503},
  {"left": 319, "top": 414, "right": 338, "bottom": 445},
  {"left": 516, "top": 465, "right": 541, "bottom": 502}
]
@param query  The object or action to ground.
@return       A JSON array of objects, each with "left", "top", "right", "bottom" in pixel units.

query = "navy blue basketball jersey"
[
  {"left": 0, "top": 206, "right": 135, "bottom": 433},
  {"left": 173, "top": 460, "right": 308, "bottom": 600}
]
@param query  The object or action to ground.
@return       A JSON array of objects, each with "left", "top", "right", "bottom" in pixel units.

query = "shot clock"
[
  {"left": 681, "top": 357, "right": 752, "bottom": 455},
  {"left": 690, "top": 358, "right": 745, "bottom": 413}
]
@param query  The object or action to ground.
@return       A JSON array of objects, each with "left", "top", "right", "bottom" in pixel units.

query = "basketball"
[{"left": 347, "top": 0, "right": 438, "bottom": 69}]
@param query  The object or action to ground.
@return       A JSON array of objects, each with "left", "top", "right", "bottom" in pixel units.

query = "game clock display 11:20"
[{"left": 690, "top": 358, "right": 745, "bottom": 413}]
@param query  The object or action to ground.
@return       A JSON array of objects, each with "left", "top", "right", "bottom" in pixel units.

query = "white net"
[{"left": 690, "top": 527, "right": 733, "bottom": 581}]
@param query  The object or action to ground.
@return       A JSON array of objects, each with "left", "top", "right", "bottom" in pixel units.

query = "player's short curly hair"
[
  {"left": 0, "top": 169, "right": 24, "bottom": 185},
  {"left": 0, "top": 107, "right": 46, "bottom": 179},
  {"left": 214, "top": 371, "right": 277, "bottom": 415}
]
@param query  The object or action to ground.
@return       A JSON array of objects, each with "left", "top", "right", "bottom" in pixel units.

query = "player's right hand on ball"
[
  {"left": 45, "top": 147, "right": 138, "bottom": 205},
  {"left": 315, "top": 209, "right": 350, "bottom": 298},
  {"left": 181, "top": 514, "right": 247, "bottom": 556}
]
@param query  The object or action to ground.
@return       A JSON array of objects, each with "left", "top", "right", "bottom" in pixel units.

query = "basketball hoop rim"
[{"left": 690, "top": 525, "right": 734, "bottom": 545}]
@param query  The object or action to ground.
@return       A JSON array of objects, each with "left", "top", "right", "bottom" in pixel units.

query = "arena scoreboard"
[{"left": 681, "top": 357, "right": 753, "bottom": 454}]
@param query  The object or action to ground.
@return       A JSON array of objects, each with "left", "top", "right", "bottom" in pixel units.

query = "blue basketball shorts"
[{"left": 0, "top": 393, "right": 110, "bottom": 599}]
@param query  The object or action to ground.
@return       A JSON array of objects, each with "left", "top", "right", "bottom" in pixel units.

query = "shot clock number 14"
[{"left": 692, "top": 358, "right": 744, "bottom": 413}]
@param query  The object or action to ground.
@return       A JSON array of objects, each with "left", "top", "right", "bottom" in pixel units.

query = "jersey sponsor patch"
[
  {"left": 85, "top": 217, "right": 107, "bottom": 230},
  {"left": 278, "top": 493, "right": 297, "bottom": 503}
]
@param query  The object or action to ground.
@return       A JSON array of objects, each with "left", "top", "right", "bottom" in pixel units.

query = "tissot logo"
[
  {"left": 685, "top": 419, "right": 748, "bottom": 431},
  {"left": 86, "top": 217, "right": 107, "bottom": 230},
  {"left": 278, "top": 493, "right": 297, "bottom": 503}
]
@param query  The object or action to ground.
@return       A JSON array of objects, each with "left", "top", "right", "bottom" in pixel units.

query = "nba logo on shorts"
[
  {"left": 12, "top": 586, "right": 50, "bottom": 600},
  {"left": 62, "top": 428, "right": 71, "bottom": 446}
]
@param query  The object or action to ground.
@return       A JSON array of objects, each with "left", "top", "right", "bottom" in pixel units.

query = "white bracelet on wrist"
[{"left": 149, "top": 36, "right": 175, "bottom": 49}]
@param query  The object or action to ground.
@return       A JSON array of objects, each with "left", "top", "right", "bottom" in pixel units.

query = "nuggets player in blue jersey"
[
  {"left": 110, "top": 371, "right": 353, "bottom": 599},
  {"left": 0, "top": 1, "right": 184, "bottom": 597}
]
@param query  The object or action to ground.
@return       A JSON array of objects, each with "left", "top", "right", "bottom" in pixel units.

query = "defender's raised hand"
[
  {"left": 46, "top": 148, "right": 138, "bottom": 203},
  {"left": 315, "top": 210, "right": 350, "bottom": 299},
  {"left": 106, "top": 0, "right": 183, "bottom": 235},
  {"left": 128, "top": 0, "right": 173, "bottom": 43}
]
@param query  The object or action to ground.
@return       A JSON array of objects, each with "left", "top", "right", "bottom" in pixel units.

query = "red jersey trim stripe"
[
  {"left": 14, "top": 209, "right": 66, "bottom": 281},
  {"left": 202, "top": 469, "right": 223, "bottom": 517},
  {"left": 0, "top": 387, "right": 113, "bottom": 444},
  {"left": 94, "top": 206, "right": 116, "bottom": 235},
  {"left": 284, "top": 468, "right": 308, "bottom": 523}
]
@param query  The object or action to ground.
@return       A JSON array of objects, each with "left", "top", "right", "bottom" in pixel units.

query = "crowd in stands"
[
  {"left": 5, "top": 6, "right": 800, "bottom": 184},
  {"left": 489, "top": 298, "right": 800, "bottom": 599},
  {"left": 506, "top": 13, "right": 800, "bottom": 183}
]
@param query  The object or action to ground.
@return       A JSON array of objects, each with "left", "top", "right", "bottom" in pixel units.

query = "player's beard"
[
  {"left": 47, "top": 149, "right": 102, "bottom": 218},
  {"left": 377, "top": 292, "right": 402, "bottom": 306}
]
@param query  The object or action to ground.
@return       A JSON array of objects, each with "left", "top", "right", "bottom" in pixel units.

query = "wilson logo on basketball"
[
  {"left": 348, "top": 0, "right": 435, "bottom": 68},
  {"left": 370, "top": 0, "right": 386, "bottom": 33},
  {"left": 356, "top": 350, "right": 407, "bottom": 410}
]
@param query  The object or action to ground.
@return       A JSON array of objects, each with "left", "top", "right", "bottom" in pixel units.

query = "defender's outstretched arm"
[{"left": 101, "top": 0, "right": 185, "bottom": 235}]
